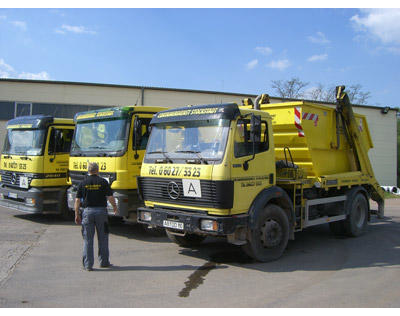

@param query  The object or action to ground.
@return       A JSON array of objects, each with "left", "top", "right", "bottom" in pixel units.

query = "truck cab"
[
  {"left": 67, "top": 105, "right": 166, "bottom": 221},
  {"left": 0, "top": 115, "right": 74, "bottom": 215}
]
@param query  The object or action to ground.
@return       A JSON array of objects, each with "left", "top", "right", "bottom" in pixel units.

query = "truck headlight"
[
  {"left": 140, "top": 211, "right": 152, "bottom": 221},
  {"left": 200, "top": 219, "right": 218, "bottom": 231},
  {"left": 26, "top": 198, "right": 36, "bottom": 205}
]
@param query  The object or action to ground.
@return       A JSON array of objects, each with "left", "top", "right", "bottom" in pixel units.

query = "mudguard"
[{"left": 248, "top": 186, "right": 295, "bottom": 239}]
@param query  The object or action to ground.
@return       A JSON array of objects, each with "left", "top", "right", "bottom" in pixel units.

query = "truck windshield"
[
  {"left": 3, "top": 129, "right": 46, "bottom": 156},
  {"left": 145, "top": 119, "right": 230, "bottom": 163},
  {"left": 71, "top": 118, "right": 129, "bottom": 154}
]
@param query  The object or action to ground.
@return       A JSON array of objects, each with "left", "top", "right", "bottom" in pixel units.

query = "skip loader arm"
[{"left": 336, "top": 85, "right": 385, "bottom": 218}]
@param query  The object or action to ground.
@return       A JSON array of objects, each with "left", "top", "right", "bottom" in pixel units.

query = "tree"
[
  {"left": 270, "top": 78, "right": 371, "bottom": 105},
  {"left": 271, "top": 77, "right": 309, "bottom": 99}
]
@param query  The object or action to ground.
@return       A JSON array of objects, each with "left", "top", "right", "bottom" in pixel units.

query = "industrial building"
[{"left": 0, "top": 78, "right": 397, "bottom": 186}]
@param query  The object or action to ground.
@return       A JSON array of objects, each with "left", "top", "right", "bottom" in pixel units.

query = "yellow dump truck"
[
  {"left": 0, "top": 115, "right": 75, "bottom": 216},
  {"left": 67, "top": 105, "right": 166, "bottom": 221},
  {"left": 137, "top": 86, "right": 385, "bottom": 261}
]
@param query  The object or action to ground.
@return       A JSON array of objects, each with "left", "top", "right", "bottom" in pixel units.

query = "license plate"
[
  {"left": 163, "top": 220, "right": 184, "bottom": 230},
  {"left": 20, "top": 176, "right": 29, "bottom": 189},
  {"left": 8, "top": 192, "right": 18, "bottom": 199}
]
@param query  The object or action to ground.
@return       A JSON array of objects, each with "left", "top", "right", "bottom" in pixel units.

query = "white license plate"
[
  {"left": 8, "top": 192, "right": 18, "bottom": 199},
  {"left": 20, "top": 176, "right": 29, "bottom": 189},
  {"left": 163, "top": 220, "right": 184, "bottom": 230}
]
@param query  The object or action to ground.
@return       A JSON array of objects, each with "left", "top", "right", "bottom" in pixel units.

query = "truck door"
[
  {"left": 230, "top": 117, "right": 275, "bottom": 213},
  {"left": 129, "top": 114, "right": 153, "bottom": 188},
  {"left": 45, "top": 126, "right": 74, "bottom": 185}
]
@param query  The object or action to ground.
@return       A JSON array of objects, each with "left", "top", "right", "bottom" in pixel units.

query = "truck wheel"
[
  {"left": 344, "top": 193, "right": 368, "bottom": 237},
  {"left": 242, "top": 204, "right": 289, "bottom": 262},
  {"left": 166, "top": 230, "right": 206, "bottom": 247},
  {"left": 60, "top": 192, "right": 73, "bottom": 220}
]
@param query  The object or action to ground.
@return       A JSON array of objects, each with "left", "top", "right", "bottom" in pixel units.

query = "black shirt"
[{"left": 76, "top": 174, "right": 113, "bottom": 208}]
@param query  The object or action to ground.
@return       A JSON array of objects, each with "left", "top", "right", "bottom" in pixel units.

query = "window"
[
  {"left": 0, "top": 102, "right": 15, "bottom": 120},
  {"left": 234, "top": 119, "right": 269, "bottom": 158},
  {"left": 48, "top": 128, "right": 74, "bottom": 154},
  {"left": 133, "top": 118, "right": 152, "bottom": 150},
  {"left": 15, "top": 103, "right": 32, "bottom": 117}
]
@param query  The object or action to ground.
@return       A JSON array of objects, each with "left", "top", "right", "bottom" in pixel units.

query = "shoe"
[
  {"left": 83, "top": 267, "right": 93, "bottom": 271},
  {"left": 100, "top": 263, "right": 113, "bottom": 268}
]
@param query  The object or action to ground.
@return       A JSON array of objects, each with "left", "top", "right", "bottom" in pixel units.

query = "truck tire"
[
  {"left": 242, "top": 204, "right": 289, "bottom": 262},
  {"left": 344, "top": 193, "right": 368, "bottom": 237},
  {"left": 166, "top": 230, "right": 206, "bottom": 247},
  {"left": 60, "top": 191, "right": 73, "bottom": 220}
]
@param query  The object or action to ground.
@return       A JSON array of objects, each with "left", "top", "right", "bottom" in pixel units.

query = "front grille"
[
  {"left": 138, "top": 177, "right": 233, "bottom": 209},
  {"left": 0, "top": 170, "right": 34, "bottom": 188}
]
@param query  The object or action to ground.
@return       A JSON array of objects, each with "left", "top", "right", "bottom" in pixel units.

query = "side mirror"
[
  {"left": 133, "top": 117, "right": 143, "bottom": 160},
  {"left": 243, "top": 114, "right": 261, "bottom": 171},
  {"left": 250, "top": 115, "right": 261, "bottom": 142},
  {"left": 49, "top": 129, "right": 59, "bottom": 162}
]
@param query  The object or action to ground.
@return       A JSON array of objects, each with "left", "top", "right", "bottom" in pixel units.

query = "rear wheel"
[
  {"left": 329, "top": 192, "right": 369, "bottom": 237},
  {"left": 242, "top": 204, "right": 289, "bottom": 262},
  {"left": 344, "top": 193, "right": 368, "bottom": 237}
]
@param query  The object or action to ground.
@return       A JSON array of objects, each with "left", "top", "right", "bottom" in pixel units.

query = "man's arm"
[
  {"left": 74, "top": 198, "right": 81, "bottom": 225},
  {"left": 107, "top": 196, "right": 118, "bottom": 215}
]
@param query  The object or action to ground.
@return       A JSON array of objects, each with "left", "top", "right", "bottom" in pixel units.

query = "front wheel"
[{"left": 242, "top": 204, "right": 289, "bottom": 262}]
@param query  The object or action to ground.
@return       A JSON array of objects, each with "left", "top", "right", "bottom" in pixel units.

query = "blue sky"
[{"left": 0, "top": 8, "right": 399, "bottom": 107}]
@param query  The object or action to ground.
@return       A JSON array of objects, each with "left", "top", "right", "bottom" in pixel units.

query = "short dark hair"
[{"left": 88, "top": 162, "right": 99, "bottom": 174}]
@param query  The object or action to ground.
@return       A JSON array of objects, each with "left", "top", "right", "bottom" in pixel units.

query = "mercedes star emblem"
[
  {"left": 167, "top": 181, "right": 180, "bottom": 200},
  {"left": 11, "top": 173, "right": 17, "bottom": 185}
]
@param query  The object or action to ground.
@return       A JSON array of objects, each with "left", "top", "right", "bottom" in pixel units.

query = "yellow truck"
[
  {"left": 67, "top": 105, "right": 166, "bottom": 221},
  {"left": 0, "top": 115, "right": 75, "bottom": 216},
  {"left": 137, "top": 86, "right": 385, "bottom": 261}
]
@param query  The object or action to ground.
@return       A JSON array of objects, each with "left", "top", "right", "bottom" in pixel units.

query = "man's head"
[{"left": 88, "top": 162, "right": 99, "bottom": 175}]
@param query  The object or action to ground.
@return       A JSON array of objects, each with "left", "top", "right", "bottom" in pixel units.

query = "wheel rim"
[{"left": 260, "top": 219, "right": 283, "bottom": 248}]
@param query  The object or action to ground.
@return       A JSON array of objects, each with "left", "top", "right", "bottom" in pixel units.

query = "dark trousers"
[{"left": 81, "top": 207, "right": 110, "bottom": 269}]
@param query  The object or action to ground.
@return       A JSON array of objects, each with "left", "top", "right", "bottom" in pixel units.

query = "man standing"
[{"left": 74, "top": 162, "right": 118, "bottom": 271}]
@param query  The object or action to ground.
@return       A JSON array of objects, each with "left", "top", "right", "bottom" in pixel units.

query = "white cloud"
[
  {"left": 49, "top": 9, "right": 66, "bottom": 17},
  {"left": 0, "top": 58, "right": 14, "bottom": 72},
  {"left": 307, "top": 32, "right": 330, "bottom": 44},
  {"left": 55, "top": 24, "right": 96, "bottom": 35},
  {"left": 307, "top": 54, "right": 328, "bottom": 62},
  {"left": 10, "top": 20, "right": 27, "bottom": 31},
  {"left": 0, "top": 58, "right": 50, "bottom": 80},
  {"left": 267, "top": 59, "right": 290, "bottom": 71},
  {"left": 18, "top": 71, "right": 50, "bottom": 80},
  {"left": 255, "top": 46, "right": 272, "bottom": 55},
  {"left": 351, "top": 9, "right": 400, "bottom": 45},
  {"left": 246, "top": 59, "right": 258, "bottom": 70},
  {"left": 0, "top": 15, "right": 6, "bottom": 20}
]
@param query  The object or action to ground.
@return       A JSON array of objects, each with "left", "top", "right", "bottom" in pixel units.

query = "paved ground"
[{"left": 0, "top": 199, "right": 399, "bottom": 307}]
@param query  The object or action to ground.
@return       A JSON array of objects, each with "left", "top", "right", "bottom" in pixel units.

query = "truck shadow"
[
  {"left": 13, "top": 214, "right": 169, "bottom": 242},
  {"left": 177, "top": 216, "right": 400, "bottom": 273},
  {"left": 13, "top": 213, "right": 76, "bottom": 226}
]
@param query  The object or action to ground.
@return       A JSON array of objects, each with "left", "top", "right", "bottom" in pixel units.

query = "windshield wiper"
[
  {"left": 174, "top": 150, "right": 208, "bottom": 165},
  {"left": 147, "top": 151, "right": 173, "bottom": 163},
  {"left": 87, "top": 146, "right": 108, "bottom": 150}
]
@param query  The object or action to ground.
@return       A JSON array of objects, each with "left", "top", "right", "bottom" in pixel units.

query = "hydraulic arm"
[{"left": 335, "top": 85, "right": 385, "bottom": 218}]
